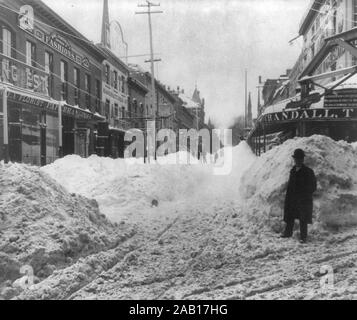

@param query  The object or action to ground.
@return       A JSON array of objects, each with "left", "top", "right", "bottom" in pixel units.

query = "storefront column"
[
  {"left": 58, "top": 102, "right": 63, "bottom": 158},
  {"left": 2, "top": 87, "right": 9, "bottom": 163}
]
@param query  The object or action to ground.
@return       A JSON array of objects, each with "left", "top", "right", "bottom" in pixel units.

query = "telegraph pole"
[
  {"left": 136, "top": 1, "right": 162, "bottom": 122},
  {"left": 136, "top": 1, "right": 162, "bottom": 161},
  {"left": 256, "top": 76, "right": 263, "bottom": 117}
]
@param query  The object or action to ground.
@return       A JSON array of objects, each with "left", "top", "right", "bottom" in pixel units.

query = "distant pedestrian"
[{"left": 281, "top": 149, "right": 317, "bottom": 244}]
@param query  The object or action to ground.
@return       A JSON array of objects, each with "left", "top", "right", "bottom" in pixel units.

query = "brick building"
[{"left": 0, "top": 0, "right": 106, "bottom": 165}]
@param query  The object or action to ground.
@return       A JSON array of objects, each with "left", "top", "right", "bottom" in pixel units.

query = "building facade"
[
  {"left": 248, "top": 0, "right": 357, "bottom": 155},
  {"left": 128, "top": 74, "right": 148, "bottom": 132},
  {"left": 289, "top": 0, "right": 355, "bottom": 93},
  {"left": 97, "top": 45, "right": 129, "bottom": 158},
  {"left": 0, "top": 0, "right": 105, "bottom": 165}
]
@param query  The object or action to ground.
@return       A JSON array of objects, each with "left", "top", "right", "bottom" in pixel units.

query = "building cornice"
[{"left": 299, "top": 0, "right": 324, "bottom": 36}]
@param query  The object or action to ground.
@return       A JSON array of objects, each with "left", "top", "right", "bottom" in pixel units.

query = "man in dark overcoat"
[{"left": 281, "top": 148, "right": 317, "bottom": 243}]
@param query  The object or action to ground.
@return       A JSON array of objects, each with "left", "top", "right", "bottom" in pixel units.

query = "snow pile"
[
  {"left": 240, "top": 135, "right": 357, "bottom": 231},
  {"left": 42, "top": 153, "right": 214, "bottom": 224},
  {"left": 0, "top": 162, "right": 127, "bottom": 299},
  {"left": 9, "top": 137, "right": 357, "bottom": 300}
]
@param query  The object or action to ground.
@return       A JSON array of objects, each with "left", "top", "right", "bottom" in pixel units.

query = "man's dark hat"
[{"left": 292, "top": 148, "right": 305, "bottom": 159}]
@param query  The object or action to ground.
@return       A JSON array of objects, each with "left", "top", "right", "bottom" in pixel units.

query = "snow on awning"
[{"left": 325, "top": 73, "right": 357, "bottom": 90}]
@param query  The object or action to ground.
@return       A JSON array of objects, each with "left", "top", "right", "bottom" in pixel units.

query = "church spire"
[
  {"left": 101, "top": 0, "right": 111, "bottom": 49},
  {"left": 192, "top": 86, "right": 201, "bottom": 105}
]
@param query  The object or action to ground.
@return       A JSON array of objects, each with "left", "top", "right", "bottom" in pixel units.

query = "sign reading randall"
[{"left": 262, "top": 108, "right": 357, "bottom": 124}]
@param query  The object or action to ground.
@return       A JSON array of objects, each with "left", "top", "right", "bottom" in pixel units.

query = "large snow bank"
[
  {"left": 0, "top": 162, "right": 126, "bottom": 299},
  {"left": 42, "top": 145, "right": 256, "bottom": 225},
  {"left": 42, "top": 153, "right": 212, "bottom": 224},
  {"left": 241, "top": 135, "right": 357, "bottom": 231}
]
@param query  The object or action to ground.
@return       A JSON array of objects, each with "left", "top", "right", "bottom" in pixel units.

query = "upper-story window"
[
  {"left": 60, "top": 60, "right": 68, "bottom": 101},
  {"left": 45, "top": 51, "right": 54, "bottom": 97},
  {"left": 105, "top": 64, "right": 110, "bottom": 85},
  {"left": 26, "top": 40, "right": 36, "bottom": 66},
  {"left": 74, "top": 67, "right": 80, "bottom": 106},
  {"left": 95, "top": 79, "right": 101, "bottom": 113},
  {"left": 85, "top": 73, "right": 91, "bottom": 107},
  {"left": 105, "top": 99, "right": 110, "bottom": 119},
  {"left": 333, "top": 10, "right": 337, "bottom": 34},
  {"left": 2, "top": 27, "right": 12, "bottom": 57},
  {"left": 113, "top": 71, "right": 118, "bottom": 90},
  {"left": 121, "top": 75, "right": 125, "bottom": 93}
]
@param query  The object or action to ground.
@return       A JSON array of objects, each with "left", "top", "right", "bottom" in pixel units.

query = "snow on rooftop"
[{"left": 178, "top": 92, "right": 200, "bottom": 109}]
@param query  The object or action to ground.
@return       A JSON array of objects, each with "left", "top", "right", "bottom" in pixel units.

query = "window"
[
  {"left": 114, "top": 103, "right": 119, "bottom": 118},
  {"left": 85, "top": 74, "right": 91, "bottom": 108},
  {"left": 74, "top": 68, "right": 80, "bottom": 106},
  {"left": 60, "top": 60, "right": 68, "bottom": 101},
  {"left": 121, "top": 76, "right": 125, "bottom": 93},
  {"left": 95, "top": 79, "right": 101, "bottom": 113},
  {"left": 333, "top": 10, "right": 337, "bottom": 34},
  {"left": 113, "top": 71, "right": 118, "bottom": 90},
  {"left": 2, "top": 27, "right": 12, "bottom": 57},
  {"left": 45, "top": 52, "right": 54, "bottom": 97},
  {"left": 105, "top": 99, "right": 110, "bottom": 119},
  {"left": 121, "top": 106, "right": 125, "bottom": 118},
  {"left": 354, "top": 0, "right": 357, "bottom": 27},
  {"left": 134, "top": 100, "right": 138, "bottom": 116},
  {"left": 105, "top": 64, "right": 110, "bottom": 84},
  {"left": 26, "top": 41, "right": 36, "bottom": 66}
]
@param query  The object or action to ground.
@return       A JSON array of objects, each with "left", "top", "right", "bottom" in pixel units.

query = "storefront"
[
  {"left": 1, "top": 87, "right": 60, "bottom": 166},
  {"left": 248, "top": 92, "right": 357, "bottom": 155},
  {"left": 61, "top": 104, "right": 104, "bottom": 158},
  {"left": 0, "top": 85, "right": 105, "bottom": 165}
]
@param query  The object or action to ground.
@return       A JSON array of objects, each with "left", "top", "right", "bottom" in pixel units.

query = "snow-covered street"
[{"left": 1, "top": 135, "right": 357, "bottom": 300}]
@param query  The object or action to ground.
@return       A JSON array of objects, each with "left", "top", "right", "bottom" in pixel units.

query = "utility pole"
[
  {"left": 136, "top": 1, "right": 163, "bottom": 161},
  {"left": 256, "top": 75, "right": 263, "bottom": 117}
]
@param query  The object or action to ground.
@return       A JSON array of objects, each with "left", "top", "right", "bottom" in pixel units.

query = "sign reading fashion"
[
  {"left": 33, "top": 30, "right": 90, "bottom": 69},
  {"left": 17, "top": 6, "right": 90, "bottom": 70},
  {"left": 262, "top": 108, "right": 357, "bottom": 124}
]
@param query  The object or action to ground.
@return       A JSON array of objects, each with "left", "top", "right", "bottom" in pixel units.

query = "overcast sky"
[{"left": 43, "top": 0, "right": 308, "bottom": 128}]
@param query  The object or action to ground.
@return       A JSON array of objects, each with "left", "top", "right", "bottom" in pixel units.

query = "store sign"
[
  {"left": 62, "top": 105, "right": 93, "bottom": 120},
  {"left": 4, "top": 91, "right": 93, "bottom": 120},
  {"left": 33, "top": 30, "right": 90, "bottom": 69},
  {"left": 285, "top": 93, "right": 321, "bottom": 110},
  {"left": 324, "top": 90, "right": 357, "bottom": 108},
  {"left": 1, "top": 56, "right": 48, "bottom": 95},
  {"left": 18, "top": 6, "right": 91, "bottom": 70},
  {"left": 262, "top": 108, "right": 357, "bottom": 124},
  {"left": 7, "top": 91, "right": 58, "bottom": 113}
]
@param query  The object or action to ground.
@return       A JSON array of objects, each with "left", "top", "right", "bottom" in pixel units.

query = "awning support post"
[
  {"left": 2, "top": 86, "right": 9, "bottom": 163},
  {"left": 58, "top": 101, "right": 63, "bottom": 158}
]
